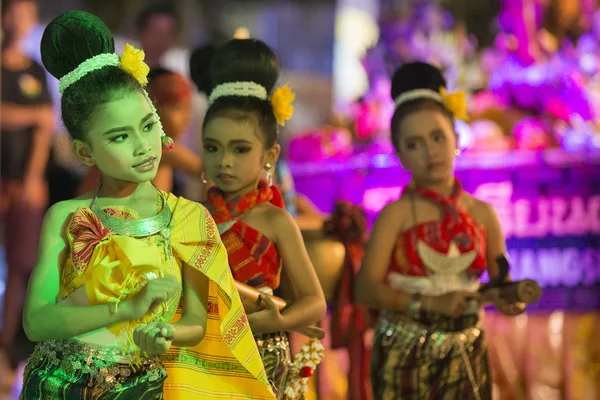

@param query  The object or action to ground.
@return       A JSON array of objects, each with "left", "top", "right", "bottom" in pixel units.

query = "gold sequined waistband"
[
  {"left": 33, "top": 338, "right": 159, "bottom": 363},
  {"left": 374, "top": 312, "right": 486, "bottom": 400},
  {"left": 26, "top": 339, "right": 166, "bottom": 396},
  {"left": 375, "top": 312, "right": 482, "bottom": 350},
  {"left": 254, "top": 332, "right": 289, "bottom": 352}
]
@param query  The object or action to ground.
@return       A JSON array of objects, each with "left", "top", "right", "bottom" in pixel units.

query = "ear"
[
  {"left": 265, "top": 143, "right": 281, "bottom": 167},
  {"left": 72, "top": 139, "right": 95, "bottom": 167}
]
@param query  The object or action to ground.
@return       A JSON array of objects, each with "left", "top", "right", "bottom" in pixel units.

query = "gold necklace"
[{"left": 91, "top": 185, "right": 173, "bottom": 259}]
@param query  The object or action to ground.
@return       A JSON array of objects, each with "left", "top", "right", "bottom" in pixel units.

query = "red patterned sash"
[
  {"left": 206, "top": 180, "right": 284, "bottom": 289},
  {"left": 391, "top": 179, "right": 487, "bottom": 276}
]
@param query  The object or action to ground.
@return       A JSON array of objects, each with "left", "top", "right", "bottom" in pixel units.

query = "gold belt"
[
  {"left": 27, "top": 338, "right": 166, "bottom": 396},
  {"left": 375, "top": 312, "right": 484, "bottom": 400}
]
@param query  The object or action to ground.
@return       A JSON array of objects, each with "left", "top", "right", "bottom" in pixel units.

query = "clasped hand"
[
  {"left": 133, "top": 322, "right": 175, "bottom": 355},
  {"left": 123, "top": 276, "right": 180, "bottom": 355},
  {"left": 247, "top": 294, "right": 284, "bottom": 334}
]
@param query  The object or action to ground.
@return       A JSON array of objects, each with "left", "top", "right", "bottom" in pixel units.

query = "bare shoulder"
[
  {"left": 263, "top": 203, "right": 296, "bottom": 229},
  {"left": 41, "top": 199, "right": 85, "bottom": 242},
  {"left": 46, "top": 199, "right": 83, "bottom": 220},
  {"left": 373, "top": 197, "right": 411, "bottom": 230},
  {"left": 462, "top": 193, "right": 497, "bottom": 228}
]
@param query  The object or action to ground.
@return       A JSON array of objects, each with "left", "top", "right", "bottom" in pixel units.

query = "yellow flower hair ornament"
[
  {"left": 120, "top": 43, "right": 150, "bottom": 86},
  {"left": 271, "top": 84, "right": 295, "bottom": 127},
  {"left": 120, "top": 44, "right": 172, "bottom": 151},
  {"left": 439, "top": 87, "right": 468, "bottom": 121}
]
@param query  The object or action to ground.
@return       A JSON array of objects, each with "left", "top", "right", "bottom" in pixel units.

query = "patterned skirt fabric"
[
  {"left": 370, "top": 311, "right": 491, "bottom": 400},
  {"left": 20, "top": 339, "right": 167, "bottom": 400},
  {"left": 255, "top": 332, "right": 302, "bottom": 400}
]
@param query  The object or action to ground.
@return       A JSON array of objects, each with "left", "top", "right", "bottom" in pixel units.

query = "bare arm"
[
  {"left": 253, "top": 209, "right": 326, "bottom": 334},
  {"left": 354, "top": 202, "right": 415, "bottom": 311},
  {"left": 160, "top": 144, "right": 203, "bottom": 176},
  {"left": 0, "top": 103, "right": 45, "bottom": 130},
  {"left": 24, "top": 106, "right": 54, "bottom": 181},
  {"left": 23, "top": 202, "right": 133, "bottom": 342},
  {"left": 170, "top": 263, "right": 209, "bottom": 347},
  {"left": 478, "top": 201, "right": 526, "bottom": 314},
  {"left": 479, "top": 202, "right": 506, "bottom": 280}
]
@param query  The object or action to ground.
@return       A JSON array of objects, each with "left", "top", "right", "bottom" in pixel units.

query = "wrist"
[
  {"left": 277, "top": 313, "right": 290, "bottom": 332},
  {"left": 114, "top": 301, "right": 132, "bottom": 322},
  {"left": 408, "top": 293, "right": 422, "bottom": 316},
  {"left": 421, "top": 295, "right": 437, "bottom": 313}
]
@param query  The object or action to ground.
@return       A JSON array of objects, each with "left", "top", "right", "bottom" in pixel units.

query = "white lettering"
[
  {"left": 474, "top": 182, "right": 514, "bottom": 237},
  {"left": 550, "top": 196, "right": 568, "bottom": 236},
  {"left": 507, "top": 248, "right": 600, "bottom": 287},
  {"left": 565, "top": 197, "right": 588, "bottom": 235},
  {"left": 361, "top": 181, "right": 599, "bottom": 238},
  {"left": 588, "top": 196, "right": 600, "bottom": 234},
  {"left": 513, "top": 199, "right": 532, "bottom": 238}
]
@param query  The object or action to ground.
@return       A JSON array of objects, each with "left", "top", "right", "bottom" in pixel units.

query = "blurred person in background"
[
  {"left": 135, "top": 3, "right": 180, "bottom": 71},
  {"left": 0, "top": 0, "right": 54, "bottom": 386}
]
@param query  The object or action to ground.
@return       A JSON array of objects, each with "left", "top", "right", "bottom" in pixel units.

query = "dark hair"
[
  {"left": 189, "top": 44, "right": 216, "bottom": 95},
  {"left": 203, "top": 39, "right": 279, "bottom": 148},
  {"left": 390, "top": 62, "right": 453, "bottom": 149},
  {"left": 135, "top": 3, "right": 178, "bottom": 32},
  {"left": 147, "top": 67, "right": 173, "bottom": 81},
  {"left": 41, "top": 11, "right": 142, "bottom": 141}
]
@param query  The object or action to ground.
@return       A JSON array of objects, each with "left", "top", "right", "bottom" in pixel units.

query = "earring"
[
  {"left": 454, "top": 149, "right": 461, "bottom": 156},
  {"left": 201, "top": 171, "right": 207, "bottom": 184},
  {"left": 265, "top": 163, "right": 273, "bottom": 187},
  {"left": 161, "top": 134, "right": 175, "bottom": 152}
]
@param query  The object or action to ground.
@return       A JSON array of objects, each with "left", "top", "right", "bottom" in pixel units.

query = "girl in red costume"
[
  {"left": 201, "top": 39, "right": 327, "bottom": 399},
  {"left": 355, "top": 62, "right": 524, "bottom": 400}
]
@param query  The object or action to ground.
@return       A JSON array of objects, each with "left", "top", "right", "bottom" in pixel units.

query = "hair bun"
[
  {"left": 209, "top": 39, "right": 279, "bottom": 94},
  {"left": 390, "top": 62, "right": 447, "bottom": 101},
  {"left": 189, "top": 44, "right": 216, "bottom": 94},
  {"left": 41, "top": 10, "right": 115, "bottom": 80}
]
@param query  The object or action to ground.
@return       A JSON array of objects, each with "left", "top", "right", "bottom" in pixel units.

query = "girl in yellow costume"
[{"left": 20, "top": 11, "right": 274, "bottom": 400}]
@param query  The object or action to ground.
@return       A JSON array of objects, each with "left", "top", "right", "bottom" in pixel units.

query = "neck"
[
  {"left": 98, "top": 177, "right": 151, "bottom": 199},
  {"left": 413, "top": 176, "right": 455, "bottom": 197},
  {"left": 222, "top": 179, "right": 261, "bottom": 203}
]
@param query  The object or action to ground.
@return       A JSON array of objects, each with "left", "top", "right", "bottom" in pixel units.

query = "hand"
[
  {"left": 480, "top": 287, "right": 526, "bottom": 316},
  {"left": 133, "top": 321, "right": 175, "bottom": 355},
  {"left": 124, "top": 276, "right": 180, "bottom": 321},
  {"left": 431, "top": 291, "right": 479, "bottom": 317},
  {"left": 22, "top": 177, "right": 47, "bottom": 209},
  {"left": 494, "top": 297, "right": 526, "bottom": 316},
  {"left": 247, "top": 294, "right": 284, "bottom": 334}
]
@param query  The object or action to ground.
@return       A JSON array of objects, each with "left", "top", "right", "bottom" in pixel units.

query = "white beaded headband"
[
  {"left": 394, "top": 89, "right": 444, "bottom": 110},
  {"left": 208, "top": 81, "right": 268, "bottom": 104},
  {"left": 55, "top": 44, "right": 175, "bottom": 150},
  {"left": 58, "top": 53, "right": 120, "bottom": 93}
]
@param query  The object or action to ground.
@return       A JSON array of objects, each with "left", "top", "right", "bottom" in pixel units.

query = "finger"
[
  {"left": 142, "top": 324, "right": 159, "bottom": 354},
  {"left": 149, "top": 327, "right": 163, "bottom": 354},
  {"left": 261, "top": 294, "right": 277, "bottom": 310},
  {"left": 155, "top": 336, "right": 168, "bottom": 353},
  {"left": 161, "top": 324, "right": 176, "bottom": 340},
  {"left": 134, "top": 324, "right": 146, "bottom": 348}
]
